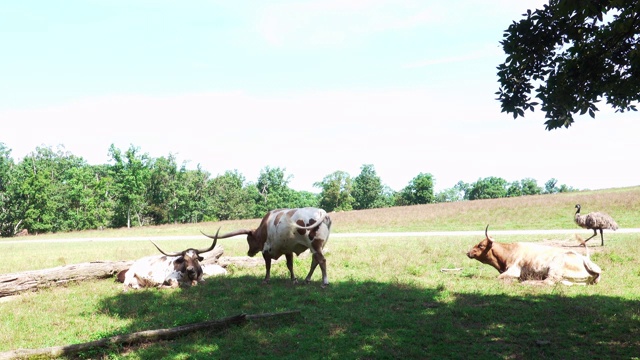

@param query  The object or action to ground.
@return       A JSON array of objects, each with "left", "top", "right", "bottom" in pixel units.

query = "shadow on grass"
[{"left": 93, "top": 276, "right": 640, "bottom": 359}]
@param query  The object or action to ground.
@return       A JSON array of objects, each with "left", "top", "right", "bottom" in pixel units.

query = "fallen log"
[
  {"left": 0, "top": 247, "right": 224, "bottom": 299},
  {"left": 0, "top": 310, "right": 300, "bottom": 360},
  {"left": 218, "top": 249, "right": 310, "bottom": 268},
  {"left": 0, "top": 260, "right": 133, "bottom": 298}
]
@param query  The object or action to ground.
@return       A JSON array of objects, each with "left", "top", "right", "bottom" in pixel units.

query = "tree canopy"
[
  {"left": 352, "top": 164, "right": 385, "bottom": 210},
  {"left": 315, "top": 171, "right": 354, "bottom": 212},
  {"left": 467, "top": 177, "right": 508, "bottom": 200},
  {"left": 496, "top": 0, "right": 640, "bottom": 130},
  {"left": 0, "top": 142, "right": 580, "bottom": 237},
  {"left": 397, "top": 173, "right": 435, "bottom": 206}
]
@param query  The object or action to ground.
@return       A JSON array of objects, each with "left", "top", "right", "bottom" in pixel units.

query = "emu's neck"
[{"left": 574, "top": 208, "right": 585, "bottom": 226}]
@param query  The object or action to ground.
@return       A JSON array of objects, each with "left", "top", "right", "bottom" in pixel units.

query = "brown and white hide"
[
  {"left": 121, "top": 231, "right": 220, "bottom": 291},
  {"left": 122, "top": 252, "right": 200, "bottom": 290},
  {"left": 466, "top": 226, "right": 601, "bottom": 285},
  {"left": 203, "top": 207, "right": 332, "bottom": 287}
]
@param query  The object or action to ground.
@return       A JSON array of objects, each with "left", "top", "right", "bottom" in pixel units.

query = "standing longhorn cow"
[
  {"left": 202, "top": 207, "right": 332, "bottom": 287},
  {"left": 119, "top": 228, "right": 220, "bottom": 291}
]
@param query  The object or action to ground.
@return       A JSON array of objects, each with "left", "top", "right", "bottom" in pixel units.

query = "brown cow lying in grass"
[{"left": 466, "top": 225, "right": 601, "bottom": 285}]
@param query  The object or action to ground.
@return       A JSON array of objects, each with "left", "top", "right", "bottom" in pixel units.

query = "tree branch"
[{"left": 0, "top": 311, "right": 300, "bottom": 360}]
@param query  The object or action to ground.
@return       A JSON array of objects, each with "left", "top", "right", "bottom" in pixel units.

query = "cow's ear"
[{"left": 197, "top": 256, "right": 204, "bottom": 262}]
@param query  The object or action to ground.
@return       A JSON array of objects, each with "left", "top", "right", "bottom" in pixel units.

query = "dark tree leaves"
[{"left": 496, "top": 0, "right": 640, "bottom": 130}]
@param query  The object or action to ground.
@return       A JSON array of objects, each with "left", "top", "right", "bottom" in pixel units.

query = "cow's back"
[
  {"left": 264, "top": 207, "right": 330, "bottom": 258},
  {"left": 512, "top": 243, "right": 600, "bottom": 284},
  {"left": 547, "top": 251, "right": 601, "bottom": 285},
  {"left": 124, "top": 255, "right": 178, "bottom": 288}
]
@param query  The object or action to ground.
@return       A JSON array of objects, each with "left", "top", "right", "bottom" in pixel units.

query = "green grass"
[
  {"left": 7, "top": 186, "right": 640, "bottom": 242},
  {"left": 1, "top": 188, "right": 639, "bottom": 359}
]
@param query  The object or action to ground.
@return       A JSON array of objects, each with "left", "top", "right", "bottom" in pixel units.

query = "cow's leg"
[
  {"left": 262, "top": 252, "right": 272, "bottom": 285},
  {"left": 127, "top": 275, "right": 142, "bottom": 290},
  {"left": 497, "top": 265, "right": 521, "bottom": 282},
  {"left": 305, "top": 256, "right": 319, "bottom": 285},
  {"left": 285, "top": 253, "right": 298, "bottom": 285},
  {"left": 122, "top": 279, "right": 135, "bottom": 292},
  {"left": 544, "top": 260, "right": 565, "bottom": 285},
  {"left": 161, "top": 279, "right": 180, "bottom": 289},
  {"left": 122, "top": 272, "right": 138, "bottom": 291},
  {"left": 305, "top": 239, "right": 328, "bottom": 287},
  {"left": 122, "top": 278, "right": 132, "bottom": 292}
]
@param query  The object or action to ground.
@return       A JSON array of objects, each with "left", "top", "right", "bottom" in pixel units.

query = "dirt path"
[{"left": 1, "top": 228, "right": 638, "bottom": 245}]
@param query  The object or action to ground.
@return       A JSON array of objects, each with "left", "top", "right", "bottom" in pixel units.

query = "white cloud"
[
  {"left": 256, "top": 0, "right": 441, "bottom": 47},
  {"left": 403, "top": 44, "right": 504, "bottom": 68},
  {"left": 255, "top": 0, "right": 550, "bottom": 48}
]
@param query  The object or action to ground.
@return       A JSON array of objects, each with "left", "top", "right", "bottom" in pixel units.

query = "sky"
[{"left": 1, "top": 1, "right": 638, "bottom": 194}]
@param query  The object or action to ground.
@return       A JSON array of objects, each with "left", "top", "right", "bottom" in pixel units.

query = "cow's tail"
[
  {"left": 295, "top": 213, "right": 331, "bottom": 230},
  {"left": 582, "top": 257, "right": 601, "bottom": 284},
  {"left": 575, "top": 233, "right": 587, "bottom": 247},
  {"left": 583, "top": 237, "right": 591, "bottom": 258},
  {"left": 571, "top": 234, "right": 600, "bottom": 284},
  {"left": 581, "top": 242, "right": 601, "bottom": 284}
]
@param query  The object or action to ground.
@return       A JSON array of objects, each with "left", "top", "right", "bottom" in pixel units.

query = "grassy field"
[{"left": 1, "top": 187, "right": 639, "bottom": 359}]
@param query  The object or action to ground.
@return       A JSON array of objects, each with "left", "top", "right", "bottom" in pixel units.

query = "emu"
[{"left": 574, "top": 204, "right": 618, "bottom": 246}]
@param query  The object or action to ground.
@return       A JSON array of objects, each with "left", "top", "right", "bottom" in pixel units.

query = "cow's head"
[
  {"left": 150, "top": 228, "right": 220, "bottom": 284},
  {"left": 466, "top": 224, "right": 495, "bottom": 261}
]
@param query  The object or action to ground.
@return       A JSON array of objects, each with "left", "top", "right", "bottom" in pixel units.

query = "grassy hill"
[
  {"left": 329, "top": 185, "right": 640, "bottom": 232},
  {"left": 17, "top": 186, "right": 640, "bottom": 240}
]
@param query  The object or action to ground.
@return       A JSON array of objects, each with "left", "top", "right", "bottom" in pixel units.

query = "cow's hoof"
[{"left": 321, "top": 283, "right": 328, "bottom": 289}]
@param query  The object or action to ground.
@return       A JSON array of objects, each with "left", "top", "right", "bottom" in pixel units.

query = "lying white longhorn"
[{"left": 119, "top": 228, "right": 222, "bottom": 290}]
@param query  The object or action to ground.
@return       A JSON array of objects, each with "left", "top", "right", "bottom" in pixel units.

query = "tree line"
[{"left": 0, "top": 143, "right": 576, "bottom": 237}]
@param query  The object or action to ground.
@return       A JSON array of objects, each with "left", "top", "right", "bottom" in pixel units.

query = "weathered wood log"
[
  {"left": 0, "top": 260, "right": 134, "bottom": 299},
  {"left": 218, "top": 249, "right": 309, "bottom": 268},
  {"left": 0, "top": 247, "right": 225, "bottom": 299},
  {"left": 245, "top": 310, "right": 301, "bottom": 320},
  {"left": 218, "top": 255, "right": 266, "bottom": 268},
  {"left": 0, "top": 310, "right": 300, "bottom": 360}
]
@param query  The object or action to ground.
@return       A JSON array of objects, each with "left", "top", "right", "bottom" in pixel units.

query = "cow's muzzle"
[{"left": 186, "top": 266, "right": 198, "bottom": 280}]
